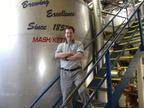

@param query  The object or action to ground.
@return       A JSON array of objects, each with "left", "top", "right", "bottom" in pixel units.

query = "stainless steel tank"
[{"left": 0, "top": 0, "right": 93, "bottom": 108}]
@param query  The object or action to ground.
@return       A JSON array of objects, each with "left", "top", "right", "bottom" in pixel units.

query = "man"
[{"left": 55, "top": 26, "right": 90, "bottom": 108}]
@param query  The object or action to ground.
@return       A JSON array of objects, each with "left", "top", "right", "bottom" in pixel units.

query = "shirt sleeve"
[
  {"left": 77, "top": 41, "right": 84, "bottom": 54},
  {"left": 55, "top": 43, "right": 63, "bottom": 53}
]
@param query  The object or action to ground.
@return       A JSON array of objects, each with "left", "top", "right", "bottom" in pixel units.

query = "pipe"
[{"left": 92, "top": 0, "right": 104, "bottom": 70}]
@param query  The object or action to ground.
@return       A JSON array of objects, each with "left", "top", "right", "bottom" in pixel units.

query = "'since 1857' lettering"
[
  {"left": 27, "top": 22, "right": 47, "bottom": 30},
  {"left": 53, "top": 24, "right": 69, "bottom": 31}
]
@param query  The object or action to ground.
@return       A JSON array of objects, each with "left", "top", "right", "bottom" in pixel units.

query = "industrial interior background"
[{"left": 0, "top": 0, "right": 144, "bottom": 108}]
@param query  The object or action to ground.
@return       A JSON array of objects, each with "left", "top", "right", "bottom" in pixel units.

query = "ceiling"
[
  {"left": 85, "top": 0, "right": 141, "bottom": 16},
  {"left": 85, "top": 0, "right": 139, "bottom": 3}
]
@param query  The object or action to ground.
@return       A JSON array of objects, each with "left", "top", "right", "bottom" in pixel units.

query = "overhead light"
[{"left": 119, "top": 1, "right": 123, "bottom": 4}]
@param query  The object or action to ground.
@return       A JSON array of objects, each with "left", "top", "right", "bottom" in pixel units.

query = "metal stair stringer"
[{"left": 105, "top": 48, "right": 144, "bottom": 108}]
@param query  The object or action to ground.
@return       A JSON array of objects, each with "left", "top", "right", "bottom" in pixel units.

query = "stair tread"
[
  {"left": 102, "top": 66, "right": 128, "bottom": 69},
  {"left": 110, "top": 56, "right": 134, "bottom": 60},
  {"left": 113, "top": 47, "right": 138, "bottom": 53},
  {"left": 88, "top": 77, "right": 121, "bottom": 90},
  {"left": 118, "top": 39, "right": 141, "bottom": 45},
  {"left": 122, "top": 33, "right": 140, "bottom": 39},
  {"left": 91, "top": 100, "right": 106, "bottom": 107},
  {"left": 95, "top": 77, "right": 121, "bottom": 80},
  {"left": 88, "top": 87, "right": 108, "bottom": 91}
]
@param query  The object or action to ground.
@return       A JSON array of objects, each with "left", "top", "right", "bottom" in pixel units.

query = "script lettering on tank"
[
  {"left": 32, "top": 37, "right": 66, "bottom": 43},
  {"left": 22, "top": 0, "right": 49, "bottom": 8},
  {"left": 27, "top": 22, "right": 47, "bottom": 30},
  {"left": 47, "top": 9, "right": 75, "bottom": 18}
]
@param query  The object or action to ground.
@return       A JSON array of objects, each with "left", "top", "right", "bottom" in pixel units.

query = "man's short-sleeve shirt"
[{"left": 55, "top": 40, "right": 84, "bottom": 69}]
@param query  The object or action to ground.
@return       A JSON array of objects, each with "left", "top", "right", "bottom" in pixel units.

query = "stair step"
[
  {"left": 131, "top": 22, "right": 144, "bottom": 28},
  {"left": 110, "top": 56, "right": 134, "bottom": 60},
  {"left": 87, "top": 87, "right": 107, "bottom": 92},
  {"left": 118, "top": 37, "right": 140, "bottom": 44},
  {"left": 87, "top": 87, "right": 113, "bottom": 93},
  {"left": 91, "top": 100, "right": 106, "bottom": 108},
  {"left": 118, "top": 39, "right": 140, "bottom": 45},
  {"left": 73, "top": 100, "right": 83, "bottom": 108},
  {"left": 113, "top": 47, "right": 138, "bottom": 52},
  {"left": 123, "top": 33, "right": 140, "bottom": 39},
  {"left": 127, "top": 27, "right": 144, "bottom": 33},
  {"left": 95, "top": 77, "right": 121, "bottom": 81},
  {"left": 102, "top": 66, "right": 128, "bottom": 69},
  {"left": 77, "top": 99, "right": 83, "bottom": 103}
]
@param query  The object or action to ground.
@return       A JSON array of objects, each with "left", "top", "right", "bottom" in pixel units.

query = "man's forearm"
[
  {"left": 55, "top": 51, "right": 76, "bottom": 59},
  {"left": 67, "top": 53, "right": 84, "bottom": 61}
]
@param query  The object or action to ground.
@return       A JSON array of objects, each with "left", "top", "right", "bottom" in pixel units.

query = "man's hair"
[{"left": 64, "top": 26, "right": 75, "bottom": 33}]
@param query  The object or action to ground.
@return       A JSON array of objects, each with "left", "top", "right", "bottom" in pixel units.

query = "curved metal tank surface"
[{"left": 0, "top": 0, "right": 92, "bottom": 108}]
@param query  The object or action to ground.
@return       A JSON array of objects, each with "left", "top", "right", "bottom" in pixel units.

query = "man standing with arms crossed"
[{"left": 55, "top": 26, "right": 90, "bottom": 108}]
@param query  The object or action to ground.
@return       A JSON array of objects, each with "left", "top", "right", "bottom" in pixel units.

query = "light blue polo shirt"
[{"left": 55, "top": 40, "right": 84, "bottom": 69}]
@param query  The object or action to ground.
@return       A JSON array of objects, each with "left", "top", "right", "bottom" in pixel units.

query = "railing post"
[
  {"left": 112, "top": 20, "right": 115, "bottom": 37},
  {"left": 105, "top": 51, "right": 113, "bottom": 108},
  {"left": 137, "top": 9, "right": 144, "bottom": 51}
]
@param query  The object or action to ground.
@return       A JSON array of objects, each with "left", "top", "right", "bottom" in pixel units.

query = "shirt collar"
[{"left": 65, "top": 39, "right": 75, "bottom": 44}]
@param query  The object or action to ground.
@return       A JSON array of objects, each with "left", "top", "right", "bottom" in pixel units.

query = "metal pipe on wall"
[
  {"left": 92, "top": 0, "right": 104, "bottom": 70},
  {"left": 92, "top": 0, "right": 107, "bottom": 103}
]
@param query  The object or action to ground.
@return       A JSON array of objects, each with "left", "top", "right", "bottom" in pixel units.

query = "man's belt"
[{"left": 61, "top": 67, "right": 81, "bottom": 72}]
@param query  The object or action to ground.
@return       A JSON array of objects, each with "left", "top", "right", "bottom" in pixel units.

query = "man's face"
[{"left": 65, "top": 29, "right": 75, "bottom": 42}]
